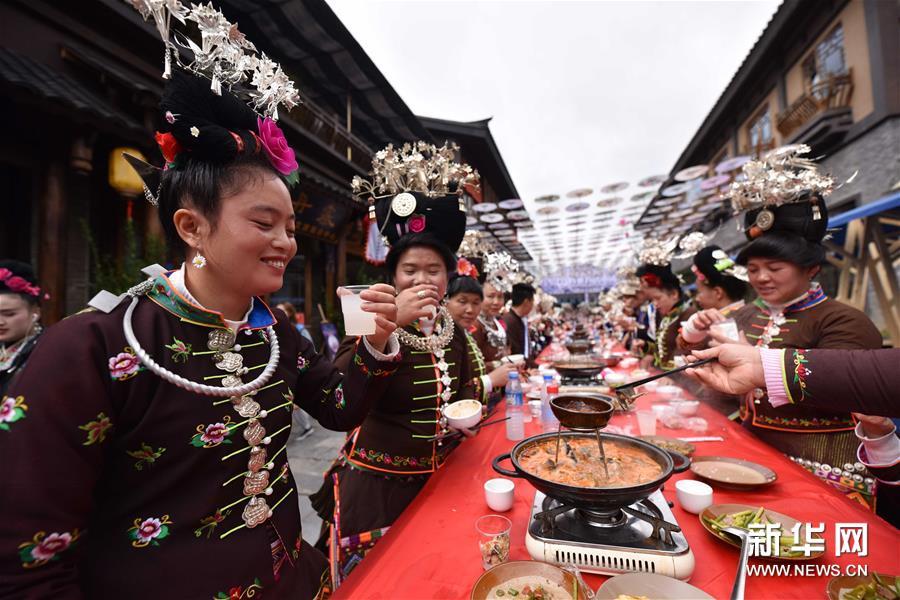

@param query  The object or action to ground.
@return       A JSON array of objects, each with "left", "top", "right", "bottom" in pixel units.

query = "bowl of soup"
[
  {"left": 492, "top": 432, "right": 690, "bottom": 511},
  {"left": 443, "top": 399, "right": 483, "bottom": 430}
]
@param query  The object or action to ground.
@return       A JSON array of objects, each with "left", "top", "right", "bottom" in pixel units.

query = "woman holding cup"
[
  {"left": 0, "top": 52, "right": 400, "bottom": 598},
  {"left": 314, "top": 142, "right": 482, "bottom": 589}
]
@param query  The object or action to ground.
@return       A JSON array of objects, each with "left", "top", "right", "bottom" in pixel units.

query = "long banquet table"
[{"left": 333, "top": 357, "right": 900, "bottom": 599}]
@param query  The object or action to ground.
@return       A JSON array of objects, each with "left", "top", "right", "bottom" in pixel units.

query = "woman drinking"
[{"left": 0, "top": 10, "right": 399, "bottom": 596}]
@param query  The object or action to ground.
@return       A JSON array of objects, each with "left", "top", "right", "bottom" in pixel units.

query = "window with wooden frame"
[
  {"left": 802, "top": 24, "right": 846, "bottom": 89},
  {"left": 747, "top": 106, "right": 773, "bottom": 151}
]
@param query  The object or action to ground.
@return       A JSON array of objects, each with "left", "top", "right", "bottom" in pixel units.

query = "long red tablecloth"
[{"left": 334, "top": 378, "right": 900, "bottom": 599}]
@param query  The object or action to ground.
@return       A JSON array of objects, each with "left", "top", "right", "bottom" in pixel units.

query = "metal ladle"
[{"left": 548, "top": 395, "right": 615, "bottom": 480}]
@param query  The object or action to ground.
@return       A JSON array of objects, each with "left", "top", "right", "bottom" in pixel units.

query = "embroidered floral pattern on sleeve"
[
  {"left": 79, "top": 412, "right": 113, "bottom": 445},
  {"left": 126, "top": 443, "right": 167, "bottom": 470},
  {"left": 331, "top": 384, "right": 345, "bottom": 409},
  {"left": 792, "top": 348, "right": 812, "bottom": 402},
  {"left": 18, "top": 529, "right": 81, "bottom": 568},
  {"left": 0, "top": 395, "right": 28, "bottom": 431},
  {"left": 191, "top": 416, "right": 234, "bottom": 448},
  {"left": 352, "top": 352, "right": 397, "bottom": 378},
  {"left": 214, "top": 577, "right": 263, "bottom": 599},
  {"left": 351, "top": 446, "right": 434, "bottom": 469},
  {"left": 128, "top": 515, "right": 173, "bottom": 548},
  {"left": 753, "top": 413, "right": 853, "bottom": 428},
  {"left": 165, "top": 337, "right": 192, "bottom": 363},
  {"left": 296, "top": 353, "right": 310, "bottom": 373},
  {"left": 108, "top": 346, "right": 143, "bottom": 380}
]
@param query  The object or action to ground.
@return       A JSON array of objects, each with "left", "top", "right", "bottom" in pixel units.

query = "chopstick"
[
  {"left": 613, "top": 357, "right": 716, "bottom": 391},
  {"left": 424, "top": 416, "right": 511, "bottom": 442}
]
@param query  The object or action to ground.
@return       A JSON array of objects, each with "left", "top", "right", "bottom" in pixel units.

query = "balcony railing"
[
  {"left": 292, "top": 97, "right": 373, "bottom": 172},
  {"left": 776, "top": 70, "right": 854, "bottom": 139}
]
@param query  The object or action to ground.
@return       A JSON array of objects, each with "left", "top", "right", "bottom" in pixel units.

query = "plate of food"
[
  {"left": 637, "top": 435, "right": 696, "bottom": 457},
  {"left": 690, "top": 456, "right": 776, "bottom": 489},
  {"left": 826, "top": 572, "right": 899, "bottom": 599},
  {"left": 700, "top": 504, "right": 826, "bottom": 560},
  {"left": 594, "top": 572, "right": 713, "bottom": 599},
  {"left": 470, "top": 560, "right": 589, "bottom": 599}
]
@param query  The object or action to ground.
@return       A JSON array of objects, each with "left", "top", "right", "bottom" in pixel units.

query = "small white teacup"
[
  {"left": 484, "top": 478, "right": 515, "bottom": 512},
  {"left": 675, "top": 479, "right": 714, "bottom": 514}
]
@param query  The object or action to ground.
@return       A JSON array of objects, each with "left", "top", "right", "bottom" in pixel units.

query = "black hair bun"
[
  {"left": 159, "top": 70, "right": 259, "bottom": 165},
  {"left": 636, "top": 263, "right": 680, "bottom": 291}
]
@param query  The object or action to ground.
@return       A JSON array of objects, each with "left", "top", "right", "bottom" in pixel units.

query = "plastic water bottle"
[
  {"left": 534, "top": 374, "right": 553, "bottom": 425},
  {"left": 542, "top": 379, "right": 560, "bottom": 433},
  {"left": 505, "top": 372, "right": 525, "bottom": 441}
]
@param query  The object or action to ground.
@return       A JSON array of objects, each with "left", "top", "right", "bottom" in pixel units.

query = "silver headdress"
[
  {"left": 128, "top": 0, "right": 299, "bottom": 119},
  {"left": 614, "top": 266, "right": 640, "bottom": 296},
  {"left": 351, "top": 142, "right": 479, "bottom": 201},
  {"left": 637, "top": 237, "right": 679, "bottom": 267},
  {"left": 725, "top": 144, "right": 834, "bottom": 213},
  {"left": 675, "top": 231, "right": 709, "bottom": 259},
  {"left": 482, "top": 251, "right": 520, "bottom": 294},
  {"left": 509, "top": 270, "right": 535, "bottom": 287},
  {"left": 457, "top": 230, "right": 495, "bottom": 259}
]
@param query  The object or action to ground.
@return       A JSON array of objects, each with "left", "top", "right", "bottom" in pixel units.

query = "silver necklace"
[
  {"left": 396, "top": 307, "right": 455, "bottom": 353},
  {"left": 122, "top": 278, "right": 280, "bottom": 397},
  {"left": 477, "top": 314, "right": 506, "bottom": 348},
  {"left": 655, "top": 304, "right": 684, "bottom": 367},
  {"left": 398, "top": 307, "right": 456, "bottom": 442},
  {"left": 0, "top": 329, "right": 39, "bottom": 371}
]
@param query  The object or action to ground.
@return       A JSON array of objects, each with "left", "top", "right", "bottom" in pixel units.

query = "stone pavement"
[{"left": 287, "top": 414, "right": 346, "bottom": 543}]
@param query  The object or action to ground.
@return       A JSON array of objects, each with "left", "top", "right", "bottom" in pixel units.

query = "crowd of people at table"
[{"left": 0, "top": 3, "right": 896, "bottom": 598}]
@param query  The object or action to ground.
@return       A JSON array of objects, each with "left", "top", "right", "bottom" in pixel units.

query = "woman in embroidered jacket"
[
  {"left": 0, "top": 67, "right": 401, "bottom": 599},
  {"left": 444, "top": 268, "right": 515, "bottom": 410},
  {"left": 0, "top": 261, "right": 44, "bottom": 397},
  {"left": 471, "top": 251, "right": 517, "bottom": 368},
  {"left": 716, "top": 146, "right": 882, "bottom": 510},
  {"left": 313, "top": 142, "right": 482, "bottom": 588},
  {"left": 634, "top": 240, "right": 696, "bottom": 370}
]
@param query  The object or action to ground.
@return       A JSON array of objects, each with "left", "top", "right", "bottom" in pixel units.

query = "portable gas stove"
[
  {"left": 558, "top": 373, "right": 604, "bottom": 388},
  {"left": 525, "top": 490, "right": 695, "bottom": 579}
]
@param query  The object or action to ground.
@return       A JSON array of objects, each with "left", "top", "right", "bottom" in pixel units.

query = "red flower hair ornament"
[
  {"left": 456, "top": 257, "right": 479, "bottom": 279},
  {"left": 640, "top": 273, "right": 662, "bottom": 288}
]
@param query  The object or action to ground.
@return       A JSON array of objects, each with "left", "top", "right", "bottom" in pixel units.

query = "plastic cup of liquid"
[
  {"left": 710, "top": 318, "right": 740, "bottom": 342},
  {"left": 636, "top": 409, "right": 657, "bottom": 436},
  {"left": 338, "top": 285, "right": 376, "bottom": 336},
  {"left": 475, "top": 514, "right": 511, "bottom": 570}
]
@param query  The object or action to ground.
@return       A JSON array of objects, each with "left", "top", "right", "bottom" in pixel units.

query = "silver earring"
[{"left": 192, "top": 252, "right": 207, "bottom": 269}]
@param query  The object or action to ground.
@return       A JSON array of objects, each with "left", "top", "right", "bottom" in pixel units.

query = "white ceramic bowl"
[
  {"left": 655, "top": 385, "right": 683, "bottom": 399},
  {"left": 603, "top": 371, "right": 626, "bottom": 386},
  {"left": 651, "top": 404, "right": 673, "bottom": 419},
  {"left": 505, "top": 354, "right": 526, "bottom": 366},
  {"left": 443, "top": 399, "right": 483, "bottom": 430},
  {"left": 674, "top": 400, "right": 700, "bottom": 416},
  {"left": 484, "top": 478, "right": 515, "bottom": 512},
  {"left": 675, "top": 479, "right": 714, "bottom": 514}
]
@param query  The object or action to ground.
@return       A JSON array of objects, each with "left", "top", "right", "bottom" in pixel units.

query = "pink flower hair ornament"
[
  {"left": 0, "top": 269, "right": 41, "bottom": 297},
  {"left": 257, "top": 117, "right": 299, "bottom": 186}
]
